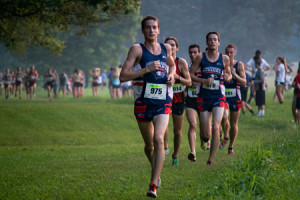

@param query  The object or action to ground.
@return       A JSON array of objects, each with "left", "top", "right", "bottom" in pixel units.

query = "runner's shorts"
[
  {"left": 296, "top": 97, "right": 300, "bottom": 110},
  {"left": 225, "top": 97, "right": 242, "bottom": 111},
  {"left": 197, "top": 96, "right": 226, "bottom": 112},
  {"left": 172, "top": 101, "right": 185, "bottom": 115},
  {"left": 134, "top": 98, "right": 172, "bottom": 122},
  {"left": 185, "top": 96, "right": 199, "bottom": 114}
]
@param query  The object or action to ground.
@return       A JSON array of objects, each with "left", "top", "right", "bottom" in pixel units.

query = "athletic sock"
[
  {"left": 261, "top": 110, "right": 265, "bottom": 116},
  {"left": 257, "top": 110, "right": 261, "bottom": 116},
  {"left": 249, "top": 109, "right": 254, "bottom": 114},
  {"left": 203, "top": 138, "right": 209, "bottom": 143}
]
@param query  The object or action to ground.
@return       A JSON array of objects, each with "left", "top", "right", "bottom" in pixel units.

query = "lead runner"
[{"left": 120, "top": 15, "right": 175, "bottom": 198}]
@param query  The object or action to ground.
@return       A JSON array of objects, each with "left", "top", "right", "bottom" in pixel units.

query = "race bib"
[
  {"left": 31, "top": 75, "right": 36, "bottom": 80},
  {"left": 47, "top": 77, "right": 53, "bottom": 81},
  {"left": 188, "top": 88, "right": 197, "bottom": 98},
  {"left": 17, "top": 77, "right": 22, "bottom": 82},
  {"left": 225, "top": 88, "right": 236, "bottom": 97},
  {"left": 202, "top": 80, "right": 220, "bottom": 90},
  {"left": 144, "top": 83, "right": 167, "bottom": 100},
  {"left": 172, "top": 83, "right": 184, "bottom": 93}
]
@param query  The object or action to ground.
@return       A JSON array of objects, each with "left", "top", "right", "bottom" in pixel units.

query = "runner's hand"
[
  {"left": 206, "top": 78, "right": 214, "bottom": 85},
  {"left": 167, "top": 75, "right": 175, "bottom": 86},
  {"left": 147, "top": 61, "right": 160, "bottom": 73}
]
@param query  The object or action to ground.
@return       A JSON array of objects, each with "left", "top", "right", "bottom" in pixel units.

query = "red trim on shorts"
[
  {"left": 165, "top": 103, "right": 172, "bottom": 114},
  {"left": 219, "top": 96, "right": 226, "bottom": 108},
  {"left": 224, "top": 102, "right": 229, "bottom": 109},
  {"left": 133, "top": 82, "right": 144, "bottom": 86},
  {"left": 197, "top": 97, "right": 204, "bottom": 112},
  {"left": 134, "top": 105, "right": 146, "bottom": 113},
  {"left": 237, "top": 100, "right": 242, "bottom": 110}
]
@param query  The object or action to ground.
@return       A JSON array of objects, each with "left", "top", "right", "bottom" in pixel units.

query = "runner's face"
[
  {"left": 142, "top": 20, "right": 159, "bottom": 40},
  {"left": 165, "top": 39, "right": 178, "bottom": 58},
  {"left": 189, "top": 47, "right": 199, "bottom": 62},
  {"left": 226, "top": 47, "right": 236, "bottom": 59},
  {"left": 207, "top": 34, "right": 219, "bottom": 50}
]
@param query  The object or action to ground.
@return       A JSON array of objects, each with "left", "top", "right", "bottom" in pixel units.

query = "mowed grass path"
[{"left": 0, "top": 88, "right": 298, "bottom": 199}]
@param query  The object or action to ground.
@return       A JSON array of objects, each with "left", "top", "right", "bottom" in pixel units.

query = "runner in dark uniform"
[
  {"left": 14, "top": 67, "right": 24, "bottom": 99},
  {"left": 44, "top": 68, "right": 56, "bottom": 101},
  {"left": 186, "top": 44, "right": 202, "bottom": 161},
  {"left": 190, "top": 31, "right": 232, "bottom": 166},
  {"left": 119, "top": 16, "right": 175, "bottom": 198},
  {"left": 219, "top": 44, "right": 246, "bottom": 155},
  {"left": 3, "top": 69, "right": 12, "bottom": 99}
]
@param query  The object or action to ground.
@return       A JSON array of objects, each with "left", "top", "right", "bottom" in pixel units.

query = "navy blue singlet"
[
  {"left": 199, "top": 52, "right": 225, "bottom": 99},
  {"left": 139, "top": 43, "right": 172, "bottom": 105}
]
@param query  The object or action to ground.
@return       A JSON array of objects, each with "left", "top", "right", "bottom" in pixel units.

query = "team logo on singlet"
[{"left": 145, "top": 61, "right": 168, "bottom": 79}]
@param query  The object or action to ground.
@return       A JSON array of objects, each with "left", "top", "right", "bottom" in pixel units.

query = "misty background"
[{"left": 1, "top": 0, "right": 300, "bottom": 77}]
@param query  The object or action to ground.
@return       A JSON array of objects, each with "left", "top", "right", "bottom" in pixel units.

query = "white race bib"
[
  {"left": 188, "top": 88, "right": 197, "bottom": 98},
  {"left": 144, "top": 83, "right": 167, "bottom": 100},
  {"left": 31, "top": 75, "right": 36, "bottom": 80},
  {"left": 225, "top": 88, "right": 236, "bottom": 97},
  {"left": 173, "top": 83, "right": 184, "bottom": 94},
  {"left": 17, "top": 77, "right": 22, "bottom": 82},
  {"left": 202, "top": 80, "right": 220, "bottom": 90}
]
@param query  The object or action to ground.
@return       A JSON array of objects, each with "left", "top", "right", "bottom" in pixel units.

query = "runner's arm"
[
  {"left": 120, "top": 44, "right": 159, "bottom": 82},
  {"left": 223, "top": 55, "right": 232, "bottom": 82},
  {"left": 165, "top": 44, "right": 175, "bottom": 86},
  {"left": 233, "top": 62, "right": 246, "bottom": 87},
  {"left": 177, "top": 58, "right": 192, "bottom": 87},
  {"left": 189, "top": 54, "right": 211, "bottom": 84}
]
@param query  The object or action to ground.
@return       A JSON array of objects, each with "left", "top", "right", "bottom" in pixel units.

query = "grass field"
[{"left": 0, "top": 87, "right": 299, "bottom": 199}]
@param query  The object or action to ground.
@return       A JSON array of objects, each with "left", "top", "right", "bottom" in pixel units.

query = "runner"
[
  {"left": 190, "top": 31, "right": 232, "bottom": 166},
  {"left": 163, "top": 36, "right": 191, "bottom": 166},
  {"left": 89, "top": 68, "right": 101, "bottom": 96},
  {"left": 185, "top": 44, "right": 201, "bottom": 161},
  {"left": 72, "top": 68, "right": 83, "bottom": 98},
  {"left": 3, "top": 69, "right": 12, "bottom": 99},
  {"left": 119, "top": 15, "right": 175, "bottom": 198},
  {"left": 58, "top": 72, "right": 68, "bottom": 96},
  {"left": 292, "top": 62, "right": 300, "bottom": 123},
  {"left": 29, "top": 65, "right": 38, "bottom": 100},
  {"left": 15, "top": 66, "right": 24, "bottom": 99},
  {"left": 273, "top": 56, "right": 286, "bottom": 104},
  {"left": 219, "top": 44, "right": 246, "bottom": 155},
  {"left": 24, "top": 68, "right": 31, "bottom": 100},
  {"left": 101, "top": 69, "right": 107, "bottom": 90},
  {"left": 240, "top": 72, "right": 255, "bottom": 115},
  {"left": 44, "top": 68, "right": 56, "bottom": 101}
]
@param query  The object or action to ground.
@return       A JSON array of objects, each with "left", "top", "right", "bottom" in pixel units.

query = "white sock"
[
  {"left": 257, "top": 110, "right": 261, "bottom": 116},
  {"left": 261, "top": 110, "right": 265, "bottom": 116}
]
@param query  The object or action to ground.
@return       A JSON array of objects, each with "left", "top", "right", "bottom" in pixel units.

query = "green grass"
[{"left": 0, "top": 87, "right": 299, "bottom": 199}]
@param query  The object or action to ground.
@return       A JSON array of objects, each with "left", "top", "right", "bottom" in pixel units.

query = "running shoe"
[
  {"left": 172, "top": 156, "right": 179, "bottom": 166},
  {"left": 146, "top": 183, "right": 157, "bottom": 198},
  {"left": 157, "top": 177, "right": 161, "bottom": 189},
  {"left": 201, "top": 140, "right": 207, "bottom": 151},
  {"left": 228, "top": 148, "right": 234, "bottom": 155},
  {"left": 164, "top": 148, "right": 169, "bottom": 156},
  {"left": 188, "top": 152, "right": 196, "bottom": 162},
  {"left": 207, "top": 161, "right": 213, "bottom": 166},
  {"left": 219, "top": 138, "right": 228, "bottom": 150}
]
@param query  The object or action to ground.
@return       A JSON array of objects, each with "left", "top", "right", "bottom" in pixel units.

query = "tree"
[{"left": 0, "top": 0, "right": 140, "bottom": 54}]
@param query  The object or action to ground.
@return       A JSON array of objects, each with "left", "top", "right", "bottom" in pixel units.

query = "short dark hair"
[
  {"left": 164, "top": 36, "right": 179, "bottom": 48},
  {"left": 141, "top": 15, "right": 159, "bottom": 30},
  {"left": 188, "top": 44, "right": 201, "bottom": 53},
  {"left": 225, "top": 44, "right": 236, "bottom": 54},
  {"left": 206, "top": 31, "right": 220, "bottom": 42}
]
